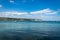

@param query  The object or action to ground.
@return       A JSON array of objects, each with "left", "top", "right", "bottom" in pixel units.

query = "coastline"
[{"left": 0, "top": 17, "right": 60, "bottom": 23}]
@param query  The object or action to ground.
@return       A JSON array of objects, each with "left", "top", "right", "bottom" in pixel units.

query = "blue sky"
[{"left": 0, "top": 0, "right": 60, "bottom": 21}]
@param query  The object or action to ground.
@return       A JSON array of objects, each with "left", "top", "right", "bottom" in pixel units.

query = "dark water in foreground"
[{"left": 0, "top": 21, "right": 60, "bottom": 40}]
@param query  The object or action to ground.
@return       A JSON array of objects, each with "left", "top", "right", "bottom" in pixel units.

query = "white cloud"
[
  {"left": 10, "top": 0, "right": 15, "bottom": 3},
  {"left": 30, "top": 8, "right": 57, "bottom": 14},
  {"left": 11, "top": 12, "right": 28, "bottom": 15},
  {"left": 0, "top": 11, "right": 28, "bottom": 17},
  {"left": 0, "top": 4, "right": 2, "bottom": 8}
]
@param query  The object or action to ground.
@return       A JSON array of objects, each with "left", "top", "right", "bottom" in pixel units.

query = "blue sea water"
[{"left": 0, "top": 21, "right": 60, "bottom": 40}]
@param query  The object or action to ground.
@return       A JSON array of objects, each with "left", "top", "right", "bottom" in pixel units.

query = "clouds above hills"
[
  {"left": 0, "top": 11, "right": 28, "bottom": 17},
  {"left": 0, "top": 8, "right": 58, "bottom": 15},
  {"left": 0, "top": 8, "right": 60, "bottom": 21}
]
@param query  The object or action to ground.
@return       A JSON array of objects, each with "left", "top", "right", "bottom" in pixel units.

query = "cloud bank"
[
  {"left": 0, "top": 8, "right": 60, "bottom": 21},
  {"left": 30, "top": 8, "right": 57, "bottom": 14},
  {"left": 0, "top": 11, "right": 27, "bottom": 16}
]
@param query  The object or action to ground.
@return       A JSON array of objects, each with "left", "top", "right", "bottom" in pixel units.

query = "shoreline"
[{"left": 0, "top": 17, "right": 60, "bottom": 22}]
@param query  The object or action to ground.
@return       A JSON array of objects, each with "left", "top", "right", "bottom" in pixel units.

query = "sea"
[{"left": 0, "top": 21, "right": 60, "bottom": 40}]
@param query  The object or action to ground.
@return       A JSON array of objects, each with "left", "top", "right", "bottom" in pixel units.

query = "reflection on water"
[{"left": 0, "top": 21, "right": 60, "bottom": 40}]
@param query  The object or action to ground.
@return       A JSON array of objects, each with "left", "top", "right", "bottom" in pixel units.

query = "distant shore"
[
  {"left": 0, "top": 17, "right": 41, "bottom": 22},
  {"left": 0, "top": 17, "right": 60, "bottom": 22}
]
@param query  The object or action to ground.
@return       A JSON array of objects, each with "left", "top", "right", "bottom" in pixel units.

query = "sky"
[{"left": 0, "top": 0, "right": 60, "bottom": 21}]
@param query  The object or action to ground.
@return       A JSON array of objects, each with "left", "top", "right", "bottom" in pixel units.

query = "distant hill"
[
  {"left": 0, "top": 17, "right": 41, "bottom": 22},
  {"left": 0, "top": 17, "right": 60, "bottom": 23}
]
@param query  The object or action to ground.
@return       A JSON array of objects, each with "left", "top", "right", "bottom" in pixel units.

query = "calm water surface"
[{"left": 0, "top": 21, "right": 60, "bottom": 40}]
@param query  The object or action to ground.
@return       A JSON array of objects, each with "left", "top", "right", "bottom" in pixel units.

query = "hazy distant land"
[
  {"left": 0, "top": 17, "right": 41, "bottom": 22},
  {"left": 0, "top": 17, "right": 60, "bottom": 23}
]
